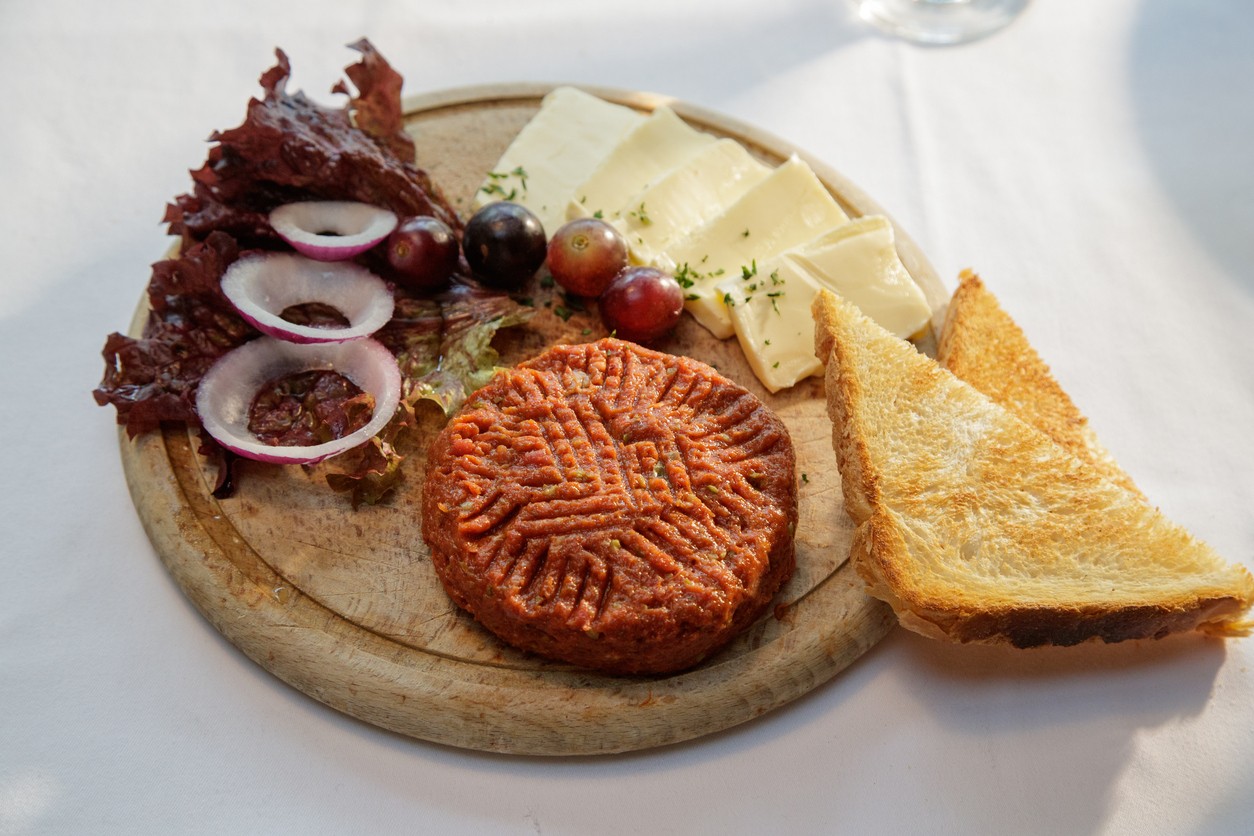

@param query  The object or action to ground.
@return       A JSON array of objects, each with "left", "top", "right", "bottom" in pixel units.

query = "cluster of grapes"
[{"left": 384, "top": 202, "right": 683, "bottom": 345}]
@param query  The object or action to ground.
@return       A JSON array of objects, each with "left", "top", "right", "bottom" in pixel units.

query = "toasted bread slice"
[
  {"left": 938, "top": 270, "right": 1142, "bottom": 497},
  {"left": 812, "top": 289, "right": 1253, "bottom": 646}
]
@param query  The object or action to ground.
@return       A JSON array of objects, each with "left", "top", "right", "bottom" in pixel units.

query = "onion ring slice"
[
  {"left": 269, "top": 201, "right": 398, "bottom": 261},
  {"left": 221, "top": 252, "right": 395, "bottom": 344},
  {"left": 196, "top": 337, "right": 402, "bottom": 465}
]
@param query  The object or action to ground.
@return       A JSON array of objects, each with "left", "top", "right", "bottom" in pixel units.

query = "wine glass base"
[{"left": 851, "top": 0, "right": 1029, "bottom": 45}]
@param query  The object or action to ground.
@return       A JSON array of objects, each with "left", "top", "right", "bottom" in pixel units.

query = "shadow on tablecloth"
[{"left": 1129, "top": 2, "right": 1254, "bottom": 293}]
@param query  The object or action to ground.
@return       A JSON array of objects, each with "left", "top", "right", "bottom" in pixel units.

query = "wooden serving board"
[{"left": 121, "top": 85, "right": 946, "bottom": 756}]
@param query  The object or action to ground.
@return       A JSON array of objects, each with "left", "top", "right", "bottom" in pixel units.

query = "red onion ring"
[
  {"left": 221, "top": 252, "right": 394, "bottom": 344},
  {"left": 269, "top": 201, "right": 398, "bottom": 261},
  {"left": 195, "top": 337, "right": 402, "bottom": 465}
]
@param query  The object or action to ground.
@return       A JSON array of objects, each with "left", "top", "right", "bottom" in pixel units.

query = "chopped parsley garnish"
[
  {"left": 675, "top": 261, "right": 722, "bottom": 284},
  {"left": 675, "top": 262, "right": 697, "bottom": 288},
  {"left": 629, "top": 202, "right": 652, "bottom": 225},
  {"left": 481, "top": 166, "right": 528, "bottom": 199},
  {"left": 478, "top": 182, "right": 518, "bottom": 201},
  {"left": 510, "top": 165, "right": 528, "bottom": 191},
  {"left": 553, "top": 294, "right": 586, "bottom": 321}
]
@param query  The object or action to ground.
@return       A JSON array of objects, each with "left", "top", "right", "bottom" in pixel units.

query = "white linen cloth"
[{"left": 2, "top": 1, "right": 1251, "bottom": 832}]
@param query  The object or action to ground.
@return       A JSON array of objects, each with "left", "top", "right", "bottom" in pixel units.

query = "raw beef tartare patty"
[{"left": 421, "top": 338, "right": 797, "bottom": 675}]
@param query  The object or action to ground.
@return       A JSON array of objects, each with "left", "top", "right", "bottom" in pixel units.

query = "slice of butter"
[
  {"left": 718, "top": 215, "right": 932, "bottom": 392},
  {"left": 566, "top": 106, "right": 718, "bottom": 224},
  {"left": 610, "top": 139, "right": 772, "bottom": 266},
  {"left": 664, "top": 156, "right": 850, "bottom": 339},
  {"left": 475, "top": 87, "right": 646, "bottom": 236}
]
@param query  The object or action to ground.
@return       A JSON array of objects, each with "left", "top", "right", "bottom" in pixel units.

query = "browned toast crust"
[{"left": 939, "top": 270, "right": 1142, "bottom": 497}]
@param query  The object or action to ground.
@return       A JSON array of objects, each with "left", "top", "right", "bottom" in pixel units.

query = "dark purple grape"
[
  {"left": 599, "top": 267, "right": 684, "bottom": 344},
  {"left": 463, "top": 202, "right": 547, "bottom": 289},
  {"left": 546, "top": 218, "right": 629, "bottom": 297},
  {"left": 386, "top": 216, "right": 459, "bottom": 291}
]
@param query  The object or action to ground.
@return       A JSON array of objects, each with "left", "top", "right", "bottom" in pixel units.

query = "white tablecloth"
[{"left": 3, "top": 1, "right": 1252, "bottom": 833}]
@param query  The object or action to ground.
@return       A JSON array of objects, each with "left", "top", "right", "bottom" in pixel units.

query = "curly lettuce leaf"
[
  {"left": 333, "top": 38, "right": 415, "bottom": 162},
  {"left": 325, "top": 406, "right": 411, "bottom": 509},
  {"left": 380, "top": 283, "right": 533, "bottom": 415},
  {"left": 93, "top": 232, "right": 254, "bottom": 437},
  {"left": 97, "top": 41, "right": 531, "bottom": 507},
  {"left": 166, "top": 40, "right": 459, "bottom": 250},
  {"left": 326, "top": 437, "right": 407, "bottom": 509},
  {"left": 328, "top": 287, "right": 532, "bottom": 506}
]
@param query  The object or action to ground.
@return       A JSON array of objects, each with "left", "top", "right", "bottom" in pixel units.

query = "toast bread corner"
[{"left": 939, "top": 270, "right": 1142, "bottom": 498}]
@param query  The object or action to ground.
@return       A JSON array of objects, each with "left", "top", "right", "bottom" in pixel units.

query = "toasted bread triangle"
[
  {"left": 939, "top": 270, "right": 1142, "bottom": 497},
  {"left": 812, "top": 289, "right": 1253, "bottom": 646}
]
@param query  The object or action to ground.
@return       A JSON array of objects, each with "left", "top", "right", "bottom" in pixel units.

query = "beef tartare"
[{"left": 422, "top": 338, "right": 797, "bottom": 675}]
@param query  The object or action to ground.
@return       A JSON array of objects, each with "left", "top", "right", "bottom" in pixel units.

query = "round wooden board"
[{"left": 121, "top": 84, "right": 944, "bottom": 756}]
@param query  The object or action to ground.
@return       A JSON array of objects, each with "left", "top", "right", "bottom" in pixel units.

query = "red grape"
[
  {"left": 599, "top": 267, "right": 684, "bottom": 344},
  {"left": 386, "top": 216, "right": 459, "bottom": 291},
  {"left": 464, "top": 202, "right": 547, "bottom": 289},
  {"left": 546, "top": 218, "right": 629, "bottom": 297}
]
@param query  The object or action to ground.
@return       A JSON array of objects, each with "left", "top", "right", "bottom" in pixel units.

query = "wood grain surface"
[{"left": 120, "top": 85, "right": 944, "bottom": 756}]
